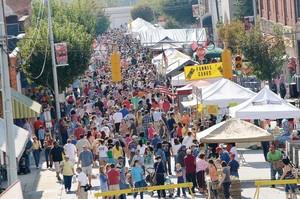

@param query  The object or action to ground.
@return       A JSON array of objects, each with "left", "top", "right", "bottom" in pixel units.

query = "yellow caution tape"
[{"left": 94, "top": 182, "right": 194, "bottom": 198}]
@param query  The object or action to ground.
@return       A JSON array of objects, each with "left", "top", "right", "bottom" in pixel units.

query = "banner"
[
  {"left": 184, "top": 62, "right": 223, "bottom": 81},
  {"left": 54, "top": 42, "right": 68, "bottom": 65},
  {"left": 197, "top": 104, "right": 203, "bottom": 112},
  {"left": 111, "top": 51, "right": 122, "bottom": 82}
]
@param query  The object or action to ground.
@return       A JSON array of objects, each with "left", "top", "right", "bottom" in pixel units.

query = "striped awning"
[{"left": 1, "top": 89, "right": 42, "bottom": 119}]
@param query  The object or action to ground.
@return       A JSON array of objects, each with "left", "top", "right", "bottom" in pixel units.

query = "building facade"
[{"left": 258, "top": 0, "right": 300, "bottom": 80}]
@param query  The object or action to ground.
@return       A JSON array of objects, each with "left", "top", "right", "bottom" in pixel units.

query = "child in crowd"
[{"left": 175, "top": 163, "right": 186, "bottom": 198}]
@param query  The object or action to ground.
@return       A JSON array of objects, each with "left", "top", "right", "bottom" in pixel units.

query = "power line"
[{"left": 22, "top": 0, "right": 44, "bottom": 63}]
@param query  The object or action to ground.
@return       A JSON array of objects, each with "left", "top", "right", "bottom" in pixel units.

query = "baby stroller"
[{"left": 145, "top": 167, "right": 175, "bottom": 198}]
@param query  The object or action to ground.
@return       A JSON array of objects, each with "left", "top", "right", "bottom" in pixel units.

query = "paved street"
[{"left": 21, "top": 149, "right": 288, "bottom": 199}]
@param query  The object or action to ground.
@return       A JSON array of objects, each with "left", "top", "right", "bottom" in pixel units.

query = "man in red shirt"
[
  {"left": 74, "top": 123, "right": 85, "bottom": 140},
  {"left": 162, "top": 99, "right": 171, "bottom": 113},
  {"left": 106, "top": 164, "right": 120, "bottom": 198},
  {"left": 184, "top": 149, "right": 197, "bottom": 193}
]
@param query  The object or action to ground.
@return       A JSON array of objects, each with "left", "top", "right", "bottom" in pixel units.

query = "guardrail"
[
  {"left": 94, "top": 182, "right": 194, "bottom": 198},
  {"left": 254, "top": 179, "right": 298, "bottom": 199}
]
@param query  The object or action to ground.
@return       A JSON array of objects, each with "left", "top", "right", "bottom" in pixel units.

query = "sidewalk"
[{"left": 20, "top": 150, "right": 288, "bottom": 199}]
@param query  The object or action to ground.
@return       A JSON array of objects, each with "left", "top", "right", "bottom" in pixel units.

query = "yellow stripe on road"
[{"left": 255, "top": 179, "right": 298, "bottom": 186}]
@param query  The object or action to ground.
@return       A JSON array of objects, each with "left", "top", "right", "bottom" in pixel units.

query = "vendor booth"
[
  {"left": 196, "top": 118, "right": 273, "bottom": 143},
  {"left": 229, "top": 85, "right": 300, "bottom": 119},
  {"left": 182, "top": 78, "right": 255, "bottom": 108}
]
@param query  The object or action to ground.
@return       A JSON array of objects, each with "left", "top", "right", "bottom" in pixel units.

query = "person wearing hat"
[
  {"left": 216, "top": 146, "right": 230, "bottom": 164},
  {"left": 60, "top": 155, "right": 75, "bottom": 193}
]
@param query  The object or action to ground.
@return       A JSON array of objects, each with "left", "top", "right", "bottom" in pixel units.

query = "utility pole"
[
  {"left": 47, "top": 0, "right": 61, "bottom": 120},
  {"left": 0, "top": 0, "right": 18, "bottom": 185}
]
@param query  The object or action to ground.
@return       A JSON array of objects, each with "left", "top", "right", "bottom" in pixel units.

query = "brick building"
[{"left": 258, "top": 0, "right": 300, "bottom": 80}]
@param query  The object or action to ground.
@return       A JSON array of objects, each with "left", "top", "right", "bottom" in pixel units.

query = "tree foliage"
[
  {"left": 131, "top": 5, "right": 154, "bottom": 22},
  {"left": 217, "top": 21, "right": 245, "bottom": 54},
  {"left": 242, "top": 24, "right": 286, "bottom": 81},
  {"left": 234, "top": 0, "right": 254, "bottom": 20},
  {"left": 160, "top": 0, "right": 197, "bottom": 26},
  {"left": 18, "top": 0, "right": 105, "bottom": 91}
]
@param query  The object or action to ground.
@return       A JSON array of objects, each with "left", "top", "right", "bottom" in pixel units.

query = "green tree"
[
  {"left": 234, "top": 0, "right": 254, "bottom": 20},
  {"left": 160, "top": 0, "right": 197, "bottom": 26},
  {"left": 18, "top": 0, "right": 98, "bottom": 91},
  {"left": 217, "top": 21, "right": 245, "bottom": 54},
  {"left": 242, "top": 24, "right": 286, "bottom": 82},
  {"left": 131, "top": 5, "right": 154, "bottom": 22}
]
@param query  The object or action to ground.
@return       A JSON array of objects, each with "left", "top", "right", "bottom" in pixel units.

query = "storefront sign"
[{"left": 184, "top": 62, "right": 223, "bottom": 80}]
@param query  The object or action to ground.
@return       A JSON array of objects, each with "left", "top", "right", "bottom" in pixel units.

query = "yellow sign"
[
  {"left": 197, "top": 104, "right": 203, "bottom": 112},
  {"left": 94, "top": 183, "right": 194, "bottom": 198},
  {"left": 111, "top": 51, "right": 122, "bottom": 82},
  {"left": 207, "top": 105, "right": 219, "bottom": 115},
  {"left": 184, "top": 62, "right": 223, "bottom": 81}
]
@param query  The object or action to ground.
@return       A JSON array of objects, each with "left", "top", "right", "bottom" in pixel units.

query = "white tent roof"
[
  {"left": 138, "top": 28, "right": 207, "bottom": 46},
  {"left": 196, "top": 118, "right": 273, "bottom": 143},
  {"left": 229, "top": 86, "right": 300, "bottom": 119},
  {"left": 0, "top": 118, "right": 29, "bottom": 159},
  {"left": 171, "top": 72, "right": 187, "bottom": 87},
  {"left": 177, "top": 78, "right": 219, "bottom": 92},
  {"left": 152, "top": 48, "right": 191, "bottom": 74},
  {"left": 182, "top": 78, "right": 255, "bottom": 107},
  {"left": 129, "top": 18, "right": 156, "bottom": 33}
]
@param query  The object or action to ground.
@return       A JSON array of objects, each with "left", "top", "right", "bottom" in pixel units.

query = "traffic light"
[
  {"left": 235, "top": 55, "right": 242, "bottom": 70},
  {"left": 222, "top": 49, "right": 233, "bottom": 79}
]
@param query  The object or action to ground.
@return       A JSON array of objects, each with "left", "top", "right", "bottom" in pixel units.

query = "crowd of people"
[{"left": 19, "top": 27, "right": 245, "bottom": 199}]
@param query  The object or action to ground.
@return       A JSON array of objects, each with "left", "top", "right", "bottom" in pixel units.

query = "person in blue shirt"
[
  {"left": 131, "top": 160, "right": 146, "bottom": 199},
  {"left": 228, "top": 154, "right": 240, "bottom": 177},
  {"left": 120, "top": 105, "right": 129, "bottom": 118},
  {"left": 166, "top": 113, "right": 176, "bottom": 132},
  {"left": 217, "top": 147, "right": 230, "bottom": 164},
  {"left": 151, "top": 134, "right": 162, "bottom": 150}
]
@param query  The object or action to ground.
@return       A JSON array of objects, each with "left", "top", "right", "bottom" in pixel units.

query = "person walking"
[
  {"left": 99, "top": 166, "right": 109, "bottom": 197},
  {"left": 78, "top": 145, "right": 93, "bottom": 186},
  {"left": 32, "top": 136, "right": 42, "bottom": 168},
  {"left": 267, "top": 145, "right": 283, "bottom": 187},
  {"left": 131, "top": 160, "right": 146, "bottom": 199},
  {"left": 76, "top": 167, "right": 88, "bottom": 199},
  {"left": 50, "top": 141, "right": 65, "bottom": 181},
  {"left": 175, "top": 163, "right": 187, "bottom": 198},
  {"left": 208, "top": 159, "right": 219, "bottom": 199},
  {"left": 107, "top": 163, "right": 120, "bottom": 199},
  {"left": 60, "top": 155, "right": 74, "bottom": 193},
  {"left": 64, "top": 139, "right": 77, "bottom": 164},
  {"left": 196, "top": 153, "right": 208, "bottom": 194},
  {"left": 219, "top": 161, "right": 231, "bottom": 199},
  {"left": 280, "top": 158, "right": 297, "bottom": 199},
  {"left": 228, "top": 154, "right": 240, "bottom": 177},
  {"left": 154, "top": 156, "right": 166, "bottom": 198},
  {"left": 184, "top": 149, "right": 197, "bottom": 193},
  {"left": 44, "top": 134, "right": 54, "bottom": 168}
]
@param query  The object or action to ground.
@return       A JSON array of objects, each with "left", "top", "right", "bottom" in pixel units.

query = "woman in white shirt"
[
  {"left": 137, "top": 140, "right": 146, "bottom": 156},
  {"left": 172, "top": 138, "right": 182, "bottom": 169},
  {"left": 98, "top": 139, "right": 108, "bottom": 166}
]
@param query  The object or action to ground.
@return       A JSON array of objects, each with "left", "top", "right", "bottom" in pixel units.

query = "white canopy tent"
[
  {"left": 129, "top": 18, "right": 157, "bottom": 33},
  {"left": 0, "top": 118, "right": 29, "bottom": 159},
  {"left": 152, "top": 48, "right": 191, "bottom": 75},
  {"left": 229, "top": 86, "right": 300, "bottom": 119},
  {"left": 171, "top": 72, "right": 187, "bottom": 87},
  {"left": 150, "top": 37, "right": 182, "bottom": 50},
  {"left": 196, "top": 118, "right": 273, "bottom": 143},
  {"left": 177, "top": 78, "right": 219, "bottom": 92},
  {"left": 182, "top": 78, "right": 255, "bottom": 108}
]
